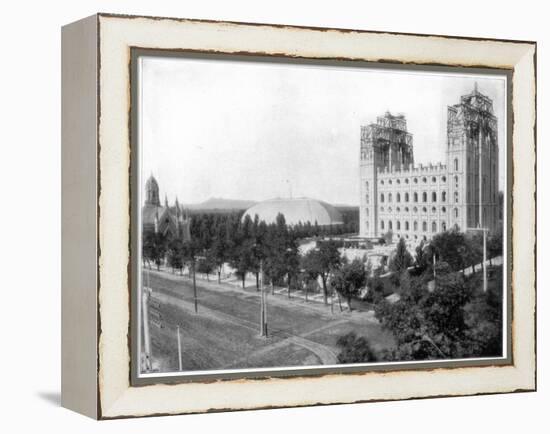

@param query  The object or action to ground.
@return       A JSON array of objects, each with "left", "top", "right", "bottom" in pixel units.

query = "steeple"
[
  {"left": 145, "top": 174, "right": 160, "bottom": 206},
  {"left": 164, "top": 194, "right": 169, "bottom": 208}
]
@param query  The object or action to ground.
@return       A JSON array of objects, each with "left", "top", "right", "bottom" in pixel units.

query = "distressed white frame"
[{"left": 62, "top": 13, "right": 536, "bottom": 419}]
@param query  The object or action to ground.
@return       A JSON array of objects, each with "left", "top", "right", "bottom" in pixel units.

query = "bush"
[{"left": 336, "top": 332, "right": 378, "bottom": 363}]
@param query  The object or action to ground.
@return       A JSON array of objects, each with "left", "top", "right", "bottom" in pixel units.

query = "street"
[{"left": 143, "top": 268, "right": 394, "bottom": 373}]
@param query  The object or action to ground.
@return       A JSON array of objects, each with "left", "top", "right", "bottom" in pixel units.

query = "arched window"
[
  {"left": 454, "top": 158, "right": 459, "bottom": 171},
  {"left": 454, "top": 208, "right": 459, "bottom": 218},
  {"left": 413, "top": 178, "right": 418, "bottom": 184},
  {"left": 432, "top": 206, "right": 436, "bottom": 213},
  {"left": 366, "top": 194, "right": 369, "bottom": 204},
  {"left": 380, "top": 220, "right": 385, "bottom": 230},
  {"left": 405, "top": 207, "right": 409, "bottom": 212},
  {"left": 432, "top": 176, "right": 437, "bottom": 183},
  {"left": 413, "top": 207, "right": 418, "bottom": 213},
  {"left": 414, "top": 192, "right": 418, "bottom": 202},
  {"left": 366, "top": 181, "right": 369, "bottom": 189},
  {"left": 405, "top": 178, "right": 409, "bottom": 184},
  {"left": 422, "top": 221, "right": 427, "bottom": 232},
  {"left": 422, "top": 207, "right": 427, "bottom": 213},
  {"left": 405, "top": 221, "right": 410, "bottom": 231},
  {"left": 389, "top": 179, "right": 393, "bottom": 185},
  {"left": 432, "top": 192, "right": 437, "bottom": 202},
  {"left": 442, "top": 206, "right": 446, "bottom": 213},
  {"left": 380, "top": 193, "right": 385, "bottom": 203},
  {"left": 366, "top": 221, "right": 369, "bottom": 230},
  {"left": 405, "top": 192, "right": 409, "bottom": 202},
  {"left": 422, "top": 192, "right": 427, "bottom": 202},
  {"left": 454, "top": 191, "right": 459, "bottom": 203},
  {"left": 397, "top": 221, "right": 401, "bottom": 230},
  {"left": 380, "top": 180, "right": 384, "bottom": 185},
  {"left": 442, "top": 222, "right": 447, "bottom": 231},
  {"left": 388, "top": 193, "right": 393, "bottom": 203},
  {"left": 380, "top": 206, "right": 384, "bottom": 212},
  {"left": 413, "top": 221, "right": 418, "bottom": 231},
  {"left": 442, "top": 176, "right": 447, "bottom": 182},
  {"left": 396, "top": 207, "right": 401, "bottom": 213},
  {"left": 442, "top": 191, "right": 447, "bottom": 202},
  {"left": 422, "top": 177, "right": 427, "bottom": 183},
  {"left": 389, "top": 221, "right": 393, "bottom": 230},
  {"left": 432, "top": 221, "right": 437, "bottom": 233},
  {"left": 397, "top": 179, "right": 401, "bottom": 185},
  {"left": 397, "top": 193, "right": 401, "bottom": 203}
]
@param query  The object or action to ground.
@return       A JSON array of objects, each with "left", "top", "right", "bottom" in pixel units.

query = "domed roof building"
[{"left": 242, "top": 197, "right": 343, "bottom": 227}]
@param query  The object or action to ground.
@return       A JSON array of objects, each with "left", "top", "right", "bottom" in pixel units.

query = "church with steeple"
[{"left": 142, "top": 174, "right": 191, "bottom": 241}]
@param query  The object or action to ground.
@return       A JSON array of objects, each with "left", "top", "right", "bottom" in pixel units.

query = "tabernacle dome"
[{"left": 242, "top": 197, "right": 343, "bottom": 227}]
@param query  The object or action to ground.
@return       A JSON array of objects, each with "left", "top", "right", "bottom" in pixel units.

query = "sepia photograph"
[{"left": 135, "top": 54, "right": 508, "bottom": 378}]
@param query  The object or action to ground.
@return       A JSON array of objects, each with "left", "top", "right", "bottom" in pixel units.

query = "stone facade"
[
  {"left": 142, "top": 174, "right": 191, "bottom": 242},
  {"left": 359, "top": 85, "right": 499, "bottom": 241}
]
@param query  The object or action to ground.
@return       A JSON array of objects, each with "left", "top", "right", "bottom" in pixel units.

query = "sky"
[{"left": 140, "top": 55, "right": 506, "bottom": 207}]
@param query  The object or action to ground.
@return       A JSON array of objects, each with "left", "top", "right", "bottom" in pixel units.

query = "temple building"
[
  {"left": 359, "top": 85, "right": 500, "bottom": 241},
  {"left": 142, "top": 174, "right": 191, "bottom": 241}
]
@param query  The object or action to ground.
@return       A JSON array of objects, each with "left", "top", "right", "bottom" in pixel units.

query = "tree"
[
  {"left": 414, "top": 240, "right": 429, "bottom": 272},
  {"left": 263, "top": 214, "right": 291, "bottom": 293},
  {"left": 389, "top": 237, "right": 413, "bottom": 273},
  {"left": 300, "top": 240, "right": 341, "bottom": 305},
  {"left": 330, "top": 258, "right": 367, "bottom": 311},
  {"left": 283, "top": 237, "right": 300, "bottom": 297},
  {"left": 166, "top": 238, "right": 184, "bottom": 274},
  {"left": 336, "top": 332, "right": 377, "bottom": 363},
  {"left": 430, "top": 228, "right": 470, "bottom": 272},
  {"left": 487, "top": 229, "right": 503, "bottom": 261},
  {"left": 210, "top": 221, "right": 229, "bottom": 283},
  {"left": 382, "top": 229, "right": 393, "bottom": 245},
  {"left": 142, "top": 231, "right": 166, "bottom": 270},
  {"left": 374, "top": 269, "right": 478, "bottom": 361},
  {"left": 228, "top": 214, "right": 255, "bottom": 288},
  {"left": 196, "top": 254, "right": 216, "bottom": 281}
]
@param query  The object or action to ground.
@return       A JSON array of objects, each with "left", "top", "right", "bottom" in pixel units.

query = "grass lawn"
[{"left": 143, "top": 270, "right": 394, "bottom": 373}]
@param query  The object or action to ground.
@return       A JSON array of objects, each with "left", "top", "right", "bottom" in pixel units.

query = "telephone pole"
[
  {"left": 141, "top": 286, "right": 152, "bottom": 372},
  {"left": 259, "top": 260, "right": 268, "bottom": 337},
  {"left": 176, "top": 325, "right": 183, "bottom": 371}
]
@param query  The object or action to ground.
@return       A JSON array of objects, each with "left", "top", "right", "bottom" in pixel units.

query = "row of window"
[
  {"left": 380, "top": 219, "right": 448, "bottom": 233},
  {"left": 379, "top": 191, "right": 459, "bottom": 204},
  {"left": 380, "top": 175, "right": 448, "bottom": 186},
  {"left": 380, "top": 205, "right": 456, "bottom": 215}
]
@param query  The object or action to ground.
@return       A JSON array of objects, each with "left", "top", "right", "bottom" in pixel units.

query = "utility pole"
[
  {"left": 176, "top": 325, "right": 182, "bottom": 371},
  {"left": 142, "top": 286, "right": 152, "bottom": 372},
  {"left": 259, "top": 260, "right": 268, "bottom": 337},
  {"left": 192, "top": 259, "right": 198, "bottom": 313}
]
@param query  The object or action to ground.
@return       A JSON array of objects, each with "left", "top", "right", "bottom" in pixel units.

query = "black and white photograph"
[{"left": 135, "top": 55, "right": 508, "bottom": 377}]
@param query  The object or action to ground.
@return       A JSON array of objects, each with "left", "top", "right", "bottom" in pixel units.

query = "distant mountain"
[{"left": 185, "top": 197, "right": 258, "bottom": 211}]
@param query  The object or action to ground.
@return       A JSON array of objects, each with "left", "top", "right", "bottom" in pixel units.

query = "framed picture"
[{"left": 61, "top": 13, "right": 536, "bottom": 419}]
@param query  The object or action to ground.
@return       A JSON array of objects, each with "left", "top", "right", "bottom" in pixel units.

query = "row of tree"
[{"left": 336, "top": 228, "right": 504, "bottom": 363}]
